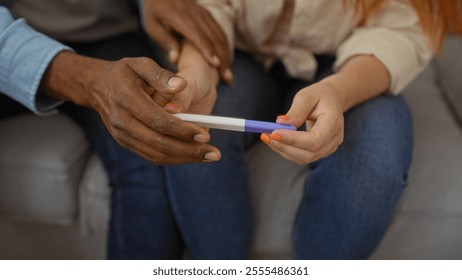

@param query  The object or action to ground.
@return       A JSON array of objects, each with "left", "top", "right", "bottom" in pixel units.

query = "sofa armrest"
[{"left": 0, "top": 113, "right": 91, "bottom": 225}]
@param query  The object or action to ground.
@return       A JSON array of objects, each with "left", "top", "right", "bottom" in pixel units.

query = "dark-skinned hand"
[
  {"left": 41, "top": 51, "right": 221, "bottom": 164},
  {"left": 142, "top": 0, "right": 233, "bottom": 83}
]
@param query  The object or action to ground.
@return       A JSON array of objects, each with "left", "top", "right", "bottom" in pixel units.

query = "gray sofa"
[{"left": 1, "top": 36, "right": 461, "bottom": 260}]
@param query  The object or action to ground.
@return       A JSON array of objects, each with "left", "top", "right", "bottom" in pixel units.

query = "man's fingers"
[
  {"left": 192, "top": 7, "right": 228, "bottom": 67},
  {"left": 184, "top": 6, "right": 232, "bottom": 82},
  {"left": 109, "top": 78, "right": 207, "bottom": 143},
  {"left": 144, "top": 15, "right": 181, "bottom": 62},
  {"left": 117, "top": 130, "right": 221, "bottom": 164},
  {"left": 195, "top": 7, "right": 233, "bottom": 82},
  {"left": 125, "top": 57, "right": 186, "bottom": 93},
  {"left": 104, "top": 104, "right": 220, "bottom": 163},
  {"left": 166, "top": 14, "right": 218, "bottom": 67},
  {"left": 128, "top": 94, "right": 211, "bottom": 143},
  {"left": 142, "top": 0, "right": 232, "bottom": 82}
]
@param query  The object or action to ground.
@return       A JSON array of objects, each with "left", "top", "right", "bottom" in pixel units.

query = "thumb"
[
  {"left": 164, "top": 88, "right": 193, "bottom": 114},
  {"left": 143, "top": 15, "right": 180, "bottom": 63},
  {"left": 277, "top": 92, "right": 318, "bottom": 128},
  {"left": 148, "top": 68, "right": 187, "bottom": 94},
  {"left": 128, "top": 58, "right": 187, "bottom": 94}
]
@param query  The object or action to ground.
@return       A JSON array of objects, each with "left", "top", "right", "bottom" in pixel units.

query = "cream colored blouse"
[{"left": 198, "top": 0, "right": 433, "bottom": 94}]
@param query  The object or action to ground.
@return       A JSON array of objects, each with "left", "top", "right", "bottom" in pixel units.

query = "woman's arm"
[{"left": 320, "top": 55, "right": 390, "bottom": 112}]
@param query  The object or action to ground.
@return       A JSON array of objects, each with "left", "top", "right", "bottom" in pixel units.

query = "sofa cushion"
[
  {"left": 371, "top": 63, "right": 462, "bottom": 259},
  {"left": 246, "top": 143, "right": 307, "bottom": 259},
  {"left": 78, "top": 154, "right": 110, "bottom": 236},
  {"left": 434, "top": 35, "right": 462, "bottom": 124},
  {"left": 0, "top": 113, "right": 91, "bottom": 225},
  {"left": 396, "top": 64, "right": 462, "bottom": 214}
]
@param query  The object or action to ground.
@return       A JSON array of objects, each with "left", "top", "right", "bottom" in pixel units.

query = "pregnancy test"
[{"left": 175, "top": 113, "right": 296, "bottom": 133}]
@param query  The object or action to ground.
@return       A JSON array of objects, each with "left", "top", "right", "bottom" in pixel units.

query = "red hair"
[{"left": 350, "top": 0, "right": 462, "bottom": 50}]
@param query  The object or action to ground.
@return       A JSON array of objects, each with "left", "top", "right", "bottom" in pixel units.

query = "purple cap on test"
[{"left": 244, "top": 120, "right": 297, "bottom": 133}]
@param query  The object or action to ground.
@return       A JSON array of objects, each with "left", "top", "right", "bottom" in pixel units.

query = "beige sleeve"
[
  {"left": 334, "top": 0, "right": 434, "bottom": 94},
  {"left": 197, "top": 0, "right": 236, "bottom": 57}
]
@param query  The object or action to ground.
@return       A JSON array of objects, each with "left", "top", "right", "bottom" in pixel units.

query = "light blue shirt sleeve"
[{"left": 0, "top": 6, "right": 72, "bottom": 115}]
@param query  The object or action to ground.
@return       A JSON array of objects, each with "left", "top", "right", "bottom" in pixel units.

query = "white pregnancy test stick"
[{"left": 175, "top": 113, "right": 296, "bottom": 133}]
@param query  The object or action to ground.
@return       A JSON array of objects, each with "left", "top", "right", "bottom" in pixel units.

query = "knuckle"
[
  {"left": 112, "top": 132, "right": 128, "bottom": 148},
  {"left": 151, "top": 115, "right": 168, "bottom": 131},
  {"left": 289, "top": 109, "right": 305, "bottom": 123},
  {"left": 118, "top": 57, "right": 132, "bottom": 66},
  {"left": 111, "top": 90, "right": 127, "bottom": 105},
  {"left": 188, "top": 145, "right": 206, "bottom": 159},
  {"left": 152, "top": 153, "right": 168, "bottom": 164},
  {"left": 136, "top": 57, "right": 153, "bottom": 70},
  {"left": 151, "top": 116, "right": 183, "bottom": 137},
  {"left": 109, "top": 115, "right": 124, "bottom": 130},
  {"left": 153, "top": 67, "right": 170, "bottom": 83},
  {"left": 310, "top": 139, "right": 323, "bottom": 153},
  {"left": 152, "top": 137, "right": 171, "bottom": 153},
  {"left": 296, "top": 89, "right": 311, "bottom": 100}
]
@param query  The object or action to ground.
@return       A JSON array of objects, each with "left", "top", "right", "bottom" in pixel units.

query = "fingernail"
[
  {"left": 270, "top": 133, "right": 281, "bottom": 141},
  {"left": 212, "top": 55, "right": 221, "bottom": 66},
  {"left": 165, "top": 103, "right": 180, "bottom": 110},
  {"left": 260, "top": 133, "right": 270, "bottom": 144},
  {"left": 168, "top": 50, "right": 179, "bottom": 62},
  {"left": 204, "top": 152, "right": 220, "bottom": 161},
  {"left": 277, "top": 115, "right": 290, "bottom": 121},
  {"left": 194, "top": 134, "right": 209, "bottom": 143},
  {"left": 223, "top": 68, "right": 233, "bottom": 82},
  {"left": 168, "top": 77, "right": 183, "bottom": 88}
]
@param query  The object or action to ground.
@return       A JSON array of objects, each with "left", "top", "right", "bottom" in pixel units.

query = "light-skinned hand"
[{"left": 261, "top": 82, "right": 345, "bottom": 165}]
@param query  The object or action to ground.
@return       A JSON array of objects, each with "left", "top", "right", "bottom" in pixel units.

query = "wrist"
[
  {"left": 41, "top": 51, "right": 107, "bottom": 109},
  {"left": 311, "top": 76, "right": 350, "bottom": 112},
  {"left": 178, "top": 42, "right": 220, "bottom": 86}
]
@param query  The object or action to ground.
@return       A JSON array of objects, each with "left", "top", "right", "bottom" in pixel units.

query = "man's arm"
[
  {"left": 1, "top": 6, "right": 220, "bottom": 164},
  {"left": 41, "top": 51, "right": 221, "bottom": 164},
  {"left": 0, "top": 6, "right": 70, "bottom": 115}
]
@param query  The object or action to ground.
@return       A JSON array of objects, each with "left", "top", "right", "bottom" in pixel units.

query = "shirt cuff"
[{"left": 0, "top": 17, "right": 72, "bottom": 115}]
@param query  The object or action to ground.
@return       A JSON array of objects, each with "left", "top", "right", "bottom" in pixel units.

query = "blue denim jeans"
[
  {"left": 165, "top": 52, "right": 413, "bottom": 259},
  {"left": 63, "top": 33, "right": 184, "bottom": 259}
]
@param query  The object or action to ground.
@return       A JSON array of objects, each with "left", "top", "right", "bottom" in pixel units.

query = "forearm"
[
  {"left": 178, "top": 41, "right": 219, "bottom": 86},
  {"left": 320, "top": 55, "right": 391, "bottom": 112}
]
